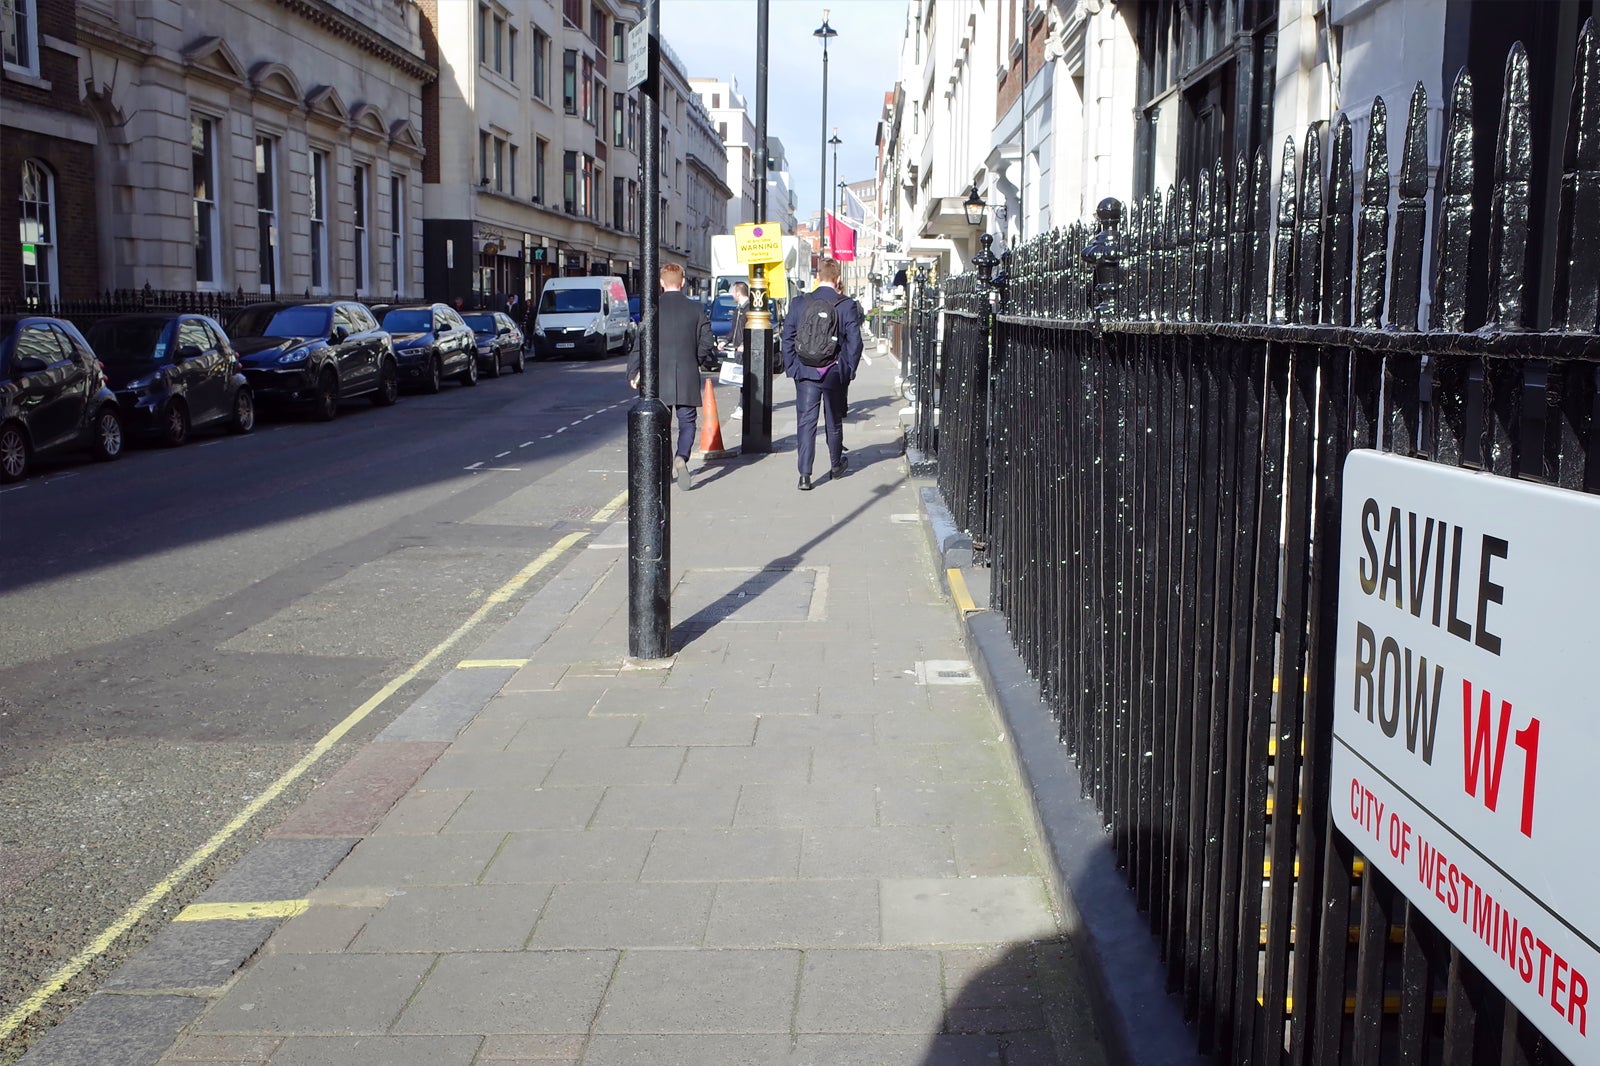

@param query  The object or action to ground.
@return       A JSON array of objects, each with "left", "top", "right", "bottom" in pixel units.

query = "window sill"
[{"left": 3, "top": 66, "right": 50, "bottom": 91}]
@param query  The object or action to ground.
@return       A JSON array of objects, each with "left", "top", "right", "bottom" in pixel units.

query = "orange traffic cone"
[{"left": 698, "top": 378, "right": 737, "bottom": 459}]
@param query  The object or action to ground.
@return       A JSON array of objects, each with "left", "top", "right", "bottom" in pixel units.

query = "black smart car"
[
  {"left": 376, "top": 304, "right": 478, "bottom": 392},
  {"left": 0, "top": 315, "right": 124, "bottom": 482},
  {"left": 460, "top": 311, "right": 526, "bottom": 377},
  {"left": 86, "top": 313, "right": 254, "bottom": 445},
  {"left": 228, "top": 301, "right": 398, "bottom": 420}
]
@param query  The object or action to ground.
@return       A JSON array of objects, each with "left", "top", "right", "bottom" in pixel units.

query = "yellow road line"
[
  {"left": 947, "top": 569, "right": 979, "bottom": 614},
  {"left": 592, "top": 489, "right": 627, "bottom": 523},
  {"left": 0, "top": 530, "right": 589, "bottom": 1042},
  {"left": 175, "top": 900, "right": 309, "bottom": 922},
  {"left": 458, "top": 659, "right": 529, "bottom": 669}
]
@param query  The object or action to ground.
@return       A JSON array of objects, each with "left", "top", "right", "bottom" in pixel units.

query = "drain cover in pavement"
[{"left": 914, "top": 660, "right": 978, "bottom": 685}]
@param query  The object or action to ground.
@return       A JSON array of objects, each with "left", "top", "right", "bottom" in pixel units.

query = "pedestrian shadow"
[
  {"left": 670, "top": 479, "right": 896, "bottom": 646},
  {"left": 904, "top": 936, "right": 1113, "bottom": 1066}
]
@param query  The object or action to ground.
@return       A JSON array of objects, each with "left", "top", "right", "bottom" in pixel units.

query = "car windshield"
[
  {"left": 86, "top": 319, "right": 170, "bottom": 366},
  {"left": 461, "top": 314, "right": 497, "bottom": 332},
  {"left": 708, "top": 295, "right": 738, "bottom": 321},
  {"left": 233, "top": 306, "right": 331, "bottom": 339},
  {"left": 381, "top": 309, "right": 432, "bottom": 333},
  {"left": 539, "top": 288, "right": 601, "bottom": 314}
]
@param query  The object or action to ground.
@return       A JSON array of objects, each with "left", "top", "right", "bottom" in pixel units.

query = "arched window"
[{"left": 19, "top": 158, "right": 57, "bottom": 307}]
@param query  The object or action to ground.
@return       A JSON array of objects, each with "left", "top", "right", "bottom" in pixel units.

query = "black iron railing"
[{"left": 933, "top": 26, "right": 1600, "bottom": 1066}]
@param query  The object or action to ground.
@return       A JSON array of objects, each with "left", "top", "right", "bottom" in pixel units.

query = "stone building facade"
[{"left": 52, "top": 0, "right": 433, "bottom": 300}]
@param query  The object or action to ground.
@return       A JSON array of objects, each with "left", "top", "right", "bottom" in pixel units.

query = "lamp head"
[
  {"left": 813, "top": 9, "right": 836, "bottom": 39},
  {"left": 962, "top": 184, "right": 985, "bottom": 227},
  {"left": 828, "top": 132, "right": 842, "bottom": 148}
]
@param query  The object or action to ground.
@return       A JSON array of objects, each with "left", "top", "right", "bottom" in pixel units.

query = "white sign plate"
[
  {"left": 625, "top": 24, "right": 651, "bottom": 91},
  {"left": 1331, "top": 450, "right": 1600, "bottom": 1061}
]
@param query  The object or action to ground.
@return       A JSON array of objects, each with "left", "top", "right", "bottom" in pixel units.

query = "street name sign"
[{"left": 1331, "top": 450, "right": 1599, "bottom": 1061}]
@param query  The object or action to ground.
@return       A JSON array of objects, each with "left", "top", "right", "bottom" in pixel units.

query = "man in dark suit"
[
  {"left": 780, "top": 257, "right": 862, "bottom": 491},
  {"left": 629, "top": 263, "right": 713, "bottom": 490}
]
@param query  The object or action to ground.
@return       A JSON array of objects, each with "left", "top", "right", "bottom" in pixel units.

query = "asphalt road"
[{"left": 0, "top": 352, "right": 635, "bottom": 1062}]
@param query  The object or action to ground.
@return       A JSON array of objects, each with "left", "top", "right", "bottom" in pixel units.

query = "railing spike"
[
  {"left": 1249, "top": 149, "right": 1271, "bottom": 322},
  {"left": 1488, "top": 42, "right": 1533, "bottom": 329},
  {"left": 1357, "top": 96, "right": 1392, "bottom": 329},
  {"left": 1390, "top": 82, "right": 1433, "bottom": 331},
  {"left": 1297, "top": 124, "right": 1325, "bottom": 324},
  {"left": 1272, "top": 136, "right": 1298, "bottom": 323},
  {"left": 1557, "top": 18, "right": 1600, "bottom": 331},
  {"left": 1325, "top": 115, "right": 1356, "bottom": 327},
  {"left": 1431, "top": 70, "right": 1475, "bottom": 331}
]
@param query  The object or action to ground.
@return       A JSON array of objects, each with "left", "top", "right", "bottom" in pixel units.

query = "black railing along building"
[{"left": 910, "top": 25, "right": 1600, "bottom": 1066}]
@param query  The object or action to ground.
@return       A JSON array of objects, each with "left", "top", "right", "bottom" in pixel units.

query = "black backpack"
[{"left": 792, "top": 292, "right": 845, "bottom": 367}]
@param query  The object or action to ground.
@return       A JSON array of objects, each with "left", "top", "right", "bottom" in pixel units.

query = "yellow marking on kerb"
[
  {"left": 593, "top": 489, "right": 628, "bottom": 523},
  {"left": 948, "top": 569, "right": 979, "bottom": 615},
  {"left": 176, "top": 900, "right": 309, "bottom": 922},
  {"left": 458, "top": 659, "right": 529, "bottom": 669}
]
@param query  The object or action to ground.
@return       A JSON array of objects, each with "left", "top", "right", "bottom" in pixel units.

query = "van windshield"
[{"left": 539, "top": 288, "right": 602, "bottom": 314}]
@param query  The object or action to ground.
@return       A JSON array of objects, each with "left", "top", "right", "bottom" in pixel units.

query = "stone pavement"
[{"left": 20, "top": 347, "right": 1114, "bottom": 1066}]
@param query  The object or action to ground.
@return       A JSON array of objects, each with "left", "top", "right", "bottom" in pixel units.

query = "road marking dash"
[
  {"left": 495, "top": 450, "right": 511, "bottom": 458},
  {"left": 465, "top": 461, "right": 484, "bottom": 470},
  {"left": 176, "top": 900, "right": 309, "bottom": 922}
]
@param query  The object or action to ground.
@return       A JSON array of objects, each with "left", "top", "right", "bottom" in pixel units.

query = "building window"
[
  {"left": 390, "top": 174, "right": 405, "bottom": 296},
  {"left": 510, "top": 144, "right": 519, "bottom": 198},
  {"left": 581, "top": 56, "right": 594, "bottom": 123},
  {"left": 255, "top": 135, "right": 279, "bottom": 293},
  {"left": 611, "top": 19, "right": 625, "bottom": 62},
  {"left": 309, "top": 149, "right": 329, "bottom": 292},
  {"left": 480, "top": 4, "right": 507, "bottom": 76},
  {"left": 613, "top": 92, "right": 624, "bottom": 147},
  {"left": 532, "top": 29, "right": 548, "bottom": 100},
  {"left": 582, "top": 157, "right": 594, "bottom": 218},
  {"left": 590, "top": 3, "right": 604, "bottom": 43},
  {"left": 3, "top": 0, "right": 37, "bottom": 75},
  {"left": 192, "top": 115, "right": 220, "bottom": 287},
  {"left": 17, "top": 158, "right": 55, "bottom": 306},
  {"left": 509, "top": 27, "right": 518, "bottom": 82},
  {"left": 627, "top": 98, "right": 637, "bottom": 150},
  {"left": 353, "top": 164, "right": 370, "bottom": 294},
  {"left": 563, "top": 150, "right": 576, "bottom": 213},
  {"left": 563, "top": 49, "right": 577, "bottom": 114},
  {"left": 494, "top": 137, "right": 505, "bottom": 192},
  {"left": 535, "top": 137, "right": 547, "bottom": 203},
  {"left": 613, "top": 177, "right": 624, "bottom": 232},
  {"left": 626, "top": 179, "right": 637, "bottom": 233}
]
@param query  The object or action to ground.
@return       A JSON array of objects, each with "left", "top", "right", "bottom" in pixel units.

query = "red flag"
[{"left": 827, "top": 212, "right": 857, "bottom": 262}]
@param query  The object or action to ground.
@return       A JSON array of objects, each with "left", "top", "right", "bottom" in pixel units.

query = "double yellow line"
[{"left": 0, "top": 530, "right": 592, "bottom": 1041}]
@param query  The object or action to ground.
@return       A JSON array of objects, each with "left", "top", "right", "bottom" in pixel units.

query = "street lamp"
[
  {"left": 962, "top": 183, "right": 986, "bottom": 227},
  {"left": 828, "top": 132, "right": 843, "bottom": 232},
  {"left": 814, "top": 9, "right": 836, "bottom": 253}
]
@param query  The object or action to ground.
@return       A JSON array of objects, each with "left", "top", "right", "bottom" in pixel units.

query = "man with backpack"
[{"left": 780, "top": 257, "right": 862, "bottom": 490}]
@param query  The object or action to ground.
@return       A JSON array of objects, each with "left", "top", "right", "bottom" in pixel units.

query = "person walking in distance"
[
  {"left": 781, "top": 257, "right": 862, "bottom": 490},
  {"left": 630, "top": 262, "right": 713, "bottom": 490}
]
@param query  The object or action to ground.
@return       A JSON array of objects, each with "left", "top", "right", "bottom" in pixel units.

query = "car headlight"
[
  {"left": 533, "top": 323, "right": 545, "bottom": 337},
  {"left": 277, "top": 348, "right": 311, "bottom": 365},
  {"left": 584, "top": 318, "right": 602, "bottom": 336}
]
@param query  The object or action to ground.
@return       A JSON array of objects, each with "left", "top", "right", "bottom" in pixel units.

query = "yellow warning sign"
[{"left": 734, "top": 222, "right": 783, "bottom": 265}]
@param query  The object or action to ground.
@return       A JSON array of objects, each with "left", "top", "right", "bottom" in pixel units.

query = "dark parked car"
[
  {"left": 460, "top": 311, "right": 525, "bottom": 377},
  {"left": 376, "top": 303, "right": 478, "bottom": 391},
  {"left": 227, "top": 301, "right": 398, "bottom": 420},
  {"left": 0, "top": 315, "right": 124, "bottom": 482},
  {"left": 86, "top": 313, "right": 254, "bottom": 445}
]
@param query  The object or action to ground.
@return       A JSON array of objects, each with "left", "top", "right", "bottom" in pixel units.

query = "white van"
[{"left": 531, "top": 276, "right": 633, "bottom": 359}]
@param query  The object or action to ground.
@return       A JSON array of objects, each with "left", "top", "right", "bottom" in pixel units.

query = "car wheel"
[
  {"left": 91, "top": 405, "right": 124, "bottom": 461},
  {"left": 313, "top": 370, "right": 339, "bottom": 421},
  {"left": 459, "top": 353, "right": 479, "bottom": 387},
  {"left": 229, "top": 387, "right": 256, "bottom": 434},
  {"left": 372, "top": 359, "right": 400, "bottom": 406},
  {"left": 487, "top": 350, "right": 502, "bottom": 378},
  {"left": 512, "top": 346, "right": 526, "bottom": 374},
  {"left": 160, "top": 399, "right": 191, "bottom": 447},
  {"left": 423, "top": 356, "right": 443, "bottom": 394},
  {"left": 0, "top": 421, "right": 29, "bottom": 483}
]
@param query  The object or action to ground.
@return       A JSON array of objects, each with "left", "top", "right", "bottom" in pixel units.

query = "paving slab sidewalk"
[{"left": 22, "top": 347, "right": 1113, "bottom": 1066}]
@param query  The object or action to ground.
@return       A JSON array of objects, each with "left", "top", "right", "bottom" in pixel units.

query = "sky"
[{"left": 658, "top": 0, "right": 909, "bottom": 229}]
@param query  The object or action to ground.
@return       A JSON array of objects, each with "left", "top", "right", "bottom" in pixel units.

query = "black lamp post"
[{"left": 814, "top": 10, "right": 836, "bottom": 253}]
